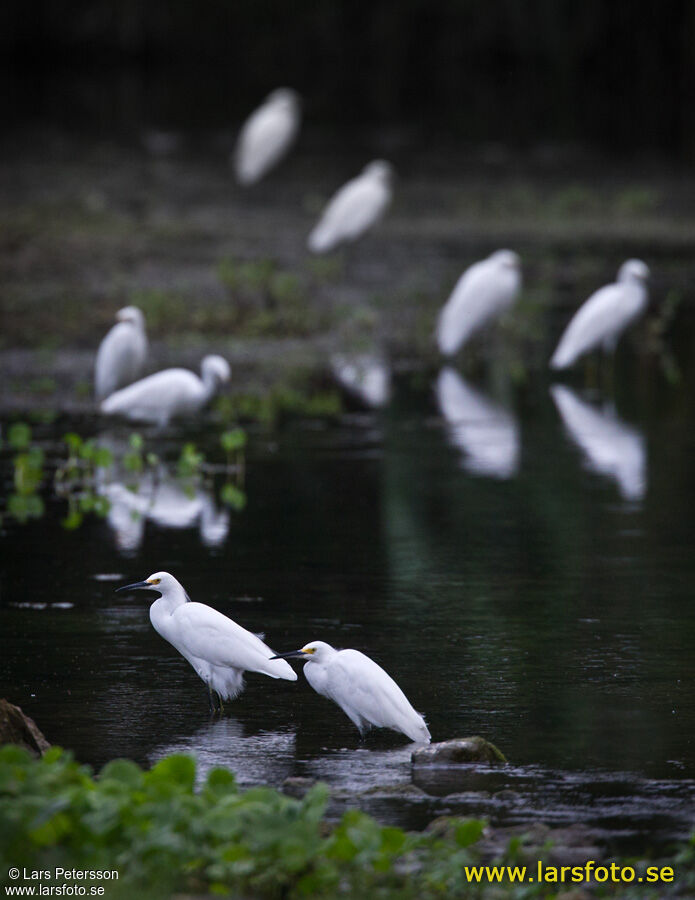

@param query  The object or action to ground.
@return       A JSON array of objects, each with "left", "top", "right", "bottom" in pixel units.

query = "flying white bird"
[
  {"left": 436, "top": 250, "right": 522, "bottom": 356},
  {"left": 551, "top": 385, "right": 646, "bottom": 502},
  {"left": 307, "top": 160, "right": 394, "bottom": 253},
  {"left": 95, "top": 306, "right": 148, "bottom": 400},
  {"left": 272, "top": 641, "right": 431, "bottom": 743},
  {"left": 100, "top": 355, "right": 230, "bottom": 426},
  {"left": 116, "top": 572, "right": 297, "bottom": 711},
  {"left": 234, "top": 88, "right": 301, "bottom": 186},
  {"left": 436, "top": 368, "right": 520, "bottom": 479},
  {"left": 550, "top": 259, "right": 650, "bottom": 369}
]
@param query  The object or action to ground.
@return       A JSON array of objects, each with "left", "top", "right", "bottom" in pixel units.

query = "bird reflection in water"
[
  {"left": 331, "top": 354, "right": 391, "bottom": 409},
  {"left": 551, "top": 384, "right": 646, "bottom": 502},
  {"left": 435, "top": 368, "right": 520, "bottom": 479}
]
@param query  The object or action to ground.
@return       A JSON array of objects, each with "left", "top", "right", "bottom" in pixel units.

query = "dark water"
[{"left": 2, "top": 362, "right": 695, "bottom": 849}]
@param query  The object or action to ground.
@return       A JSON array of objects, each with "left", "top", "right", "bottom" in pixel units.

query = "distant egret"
[
  {"left": 95, "top": 306, "right": 148, "bottom": 400},
  {"left": 550, "top": 259, "right": 650, "bottom": 369},
  {"left": 234, "top": 88, "right": 301, "bottom": 186},
  {"left": 308, "top": 160, "right": 394, "bottom": 254},
  {"left": 116, "top": 572, "right": 297, "bottom": 711},
  {"left": 100, "top": 355, "right": 230, "bottom": 426},
  {"left": 436, "top": 368, "right": 520, "bottom": 479},
  {"left": 551, "top": 385, "right": 646, "bottom": 501},
  {"left": 436, "top": 250, "right": 522, "bottom": 356},
  {"left": 331, "top": 353, "right": 391, "bottom": 408},
  {"left": 272, "top": 641, "right": 430, "bottom": 743}
]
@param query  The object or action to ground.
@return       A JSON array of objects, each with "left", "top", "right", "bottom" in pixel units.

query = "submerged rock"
[
  {"left": 412, "top": 736, "right": 507, "bottom": 766},
  {"left": 0, "top": 699, "right": 50, "bottom": 756},
  {"left": 282, "top": 776, "right": 318, "bottom": 799}
]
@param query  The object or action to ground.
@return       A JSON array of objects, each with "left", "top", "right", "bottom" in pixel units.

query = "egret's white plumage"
[
  {"left": 100, "top": 355, "right": 230, "bottom": 425},
  {"left": 234, "top": 88, "right": 301, "bottom": 186},
  {"left": 331, "top": 354, "right": 391, "bottom": 408},
  {"left": 551, "top": 385, "right": 646, "bottom": 502},
  {"left": 550, "top": 259, "right": 650, "bottom": 369},
  {"left": 436, "top": 250, "right": 522, "bottom": 356},
  {"left": 436, "top": 368, "right": 520, "bottom": 479},
  {"left": 308, "top": 160, "right": 394, "bottom": 254},
  {"left": 274, "top": 641, "right": 430, "bottom": 743},
  {"left": 95, "top": 306, "right": 148, "bottom": 400},
  {"left": 116, "top": 572, "right": 297, "bottom": 704}
]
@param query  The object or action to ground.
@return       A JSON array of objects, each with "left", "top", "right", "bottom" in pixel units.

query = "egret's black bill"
[
  {"left": 270, "top": 650, "right": 305, "bottom": 660},
  {"left": 115, "top": 581, "right": 152, "bottom": 595}
]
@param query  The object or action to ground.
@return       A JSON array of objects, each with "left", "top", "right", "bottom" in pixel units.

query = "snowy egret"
[
  {"left": 307, "top": 160, "right": 394, "bottom": 253},
  {"left": 550, "top": 259, "right": 650, "bottom": 369},
  {"left": 100, "top": 355, "right": 230, "bottom": 426},
  {"left": 551, "top": 385, "right": 646, "bottom": 501},
  {"left": 331, "top": 353, "right": 391, "bottom": 408},
  {"left": 234, "top": 88, "right": 301, "bottom": 186},
  {"left": 272, "top": 641, "right": 431, "bottom": 743},
  {"left": 436, "top": 250, "right": 522, "bottom": 356},
  {"left": 436, "top": 368, "right": 520, "bottom": 479},
  {"left": 95, "top": 306, "right": 148, "bottom": 400},
  {"left": 116, "top": 572, "right": 297, "bottom": 711}
]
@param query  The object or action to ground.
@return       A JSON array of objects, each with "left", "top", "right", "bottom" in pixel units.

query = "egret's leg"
[
  {"left": 207, "top": 684, "right": 215, "bottom": 714},
  {"left": 218, "top": 694, "right": 225, "bottom": 716}
]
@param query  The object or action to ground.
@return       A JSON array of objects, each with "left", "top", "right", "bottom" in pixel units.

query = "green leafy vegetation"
[{"left": 0, "top": 746, "right": 690, "bottom": 899}]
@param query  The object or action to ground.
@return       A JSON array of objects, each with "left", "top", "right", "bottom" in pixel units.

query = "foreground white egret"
[
  {"left": 272, "top": 641, "right": 431, "bottom": 743},
  {"left": 116, "top": 572, "right": 297, "bottom": 710},
  {"left": 100, "top": 355, "right": 230, "bottom": 425},
  {"left": 436, "top": 250, "right": 522, "bottom": 356},
  {"left": 308, "top": 160, "right": 394, "bottom": 253},
  {"left": 234, "top": 88, "right": 301, "bottom": 186},
  {"left": 550, "top": 259, "right": 650, "bottom": 369},
  {"left": 551, "top": 385, "right": 646, "bottom": 502},
  {"left": 95, "top": 306, "right": 148, "bottom": 400},
  {"left": 436, "top": 368, "right": 520, "bottom": 479}
]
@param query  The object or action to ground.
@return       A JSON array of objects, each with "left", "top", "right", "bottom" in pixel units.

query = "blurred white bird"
[
  {"left": 308, "top": 160, "right": 394, "bottom": 253},
  {"left": 436, "top": 250, "right": 522, "bottom": 356},
  {"left": 234, "top": 88, "right": 301, "bottom": 186},
  {"left": 331, "top": 353, "right": 391, "bottom": 408},
  {"left": 272, "top": 641, "right": 431, "bottom": 743},
  {"left": 100, "top": 355, "right": 230, "bottom": 426},
  {"left": 551, "top": 385, "right": 646, "bottom": 502},
  {"left": 436, "top": 368, "right": 520, "bottom": 479},
  {"left": 550, "top": 259, "right": 650, "bottom": 369},
  {"left": 95, "top": 306, "right": 148, "bottom": 400},
  {"left": 116, "top": 572, "right": 297, "bottom": 711}
]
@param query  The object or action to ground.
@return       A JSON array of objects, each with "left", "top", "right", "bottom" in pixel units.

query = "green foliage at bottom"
[{"left": 0, "top": 746, "right": 691, "bottom": 899}]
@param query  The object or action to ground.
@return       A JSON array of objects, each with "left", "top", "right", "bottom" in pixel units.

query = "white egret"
[
  {"left": 116, "top": 572, "right": 297, "bottom": 711},
  {"left": 100, "top": 355, "right": 230, "bottom": 426},
  {"left": 436, "top": 250, "right": 522, "bottom": 356},
  {"left": 234, "top": 88, "right": 301, "bottom": 186},
  {"left": 307, "top": 160, "right": 394, "bottom": 254},
  {"left": 436, "top": 368, "right": 520, "bottom": 479},
  {"left": 331, "top": 353, "right": 391, "bottom": 408},
  {"left": 551, "top": 385, "right": 646, "bottom": 502},
  {"left": 95, "top": 306, "right": 148, "bottom": 400},
  {"left": 550, "top": 259, "right": 650, "bottom": 369},
  {"left": 272, "top": 641, "right": 430, "bottom": 743}
]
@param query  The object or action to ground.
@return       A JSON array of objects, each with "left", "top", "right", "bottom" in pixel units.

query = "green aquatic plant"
[{"left": 177, "top": 442, "right": 205, "bottom": 479}]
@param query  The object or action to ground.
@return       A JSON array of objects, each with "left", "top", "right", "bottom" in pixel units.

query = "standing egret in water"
[
  {"left": 234, "top": 88, "right": 301, "bottom": 186},
  {"left": 272, "top": 641, "right": 431, "bottom": 743},
  {"left": 551, "top": 385, "right": 646, "bottom": 502},
  {"left": 116, "top": 572, "right": 297, "bottom": 711},
  {"left": 101, "top": 355, "right": 230, "bottom": 426},
  {"left": 436, "top": 250, "right": 522, "bottom": 356},
  {"left": 550, "top": 259, "right": 649, "bottom": 369},
  {"left": 308, "top": 161, "right": 394, "bottom": 253},
  {"left": 95, "top": 306, "right": 147, "bottom": 400},
  {"left": 331, "top": 353, "right": 391, "bottom": 408}
]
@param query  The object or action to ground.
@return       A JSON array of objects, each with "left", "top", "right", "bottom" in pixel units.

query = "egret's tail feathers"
[
  {"left": 403, "top": 715, "right": 431, "bottom": 744},
  {"left": 307, "top": 227, "right": 334, "bottom": 254},
  {"left": 549, "top": 346, "right": 573, "bottom": 370},
  {"left": 260, "top": 656, "right": 298, "bottom": 681}
]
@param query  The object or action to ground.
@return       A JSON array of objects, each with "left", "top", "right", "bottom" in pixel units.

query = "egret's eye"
[{"left": 149, "top": 578, "right": 161, "bottom": 585}]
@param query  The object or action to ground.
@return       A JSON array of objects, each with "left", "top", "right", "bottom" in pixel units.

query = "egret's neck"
[
  {"left": 200, "top": 372, "right": 220, "bottom": 403},
  {"left": 151, "top": 584, "right": 189, "bottom": 616}
]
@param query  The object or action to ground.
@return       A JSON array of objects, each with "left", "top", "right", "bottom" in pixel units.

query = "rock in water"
[
  {"left": 412, "top": 736, "right": 506, "bottom": 766},
  {"left": 0, "top": 699, "right": 50, "bottom": 756}
]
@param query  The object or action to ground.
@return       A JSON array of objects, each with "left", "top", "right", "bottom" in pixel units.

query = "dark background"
[{"left": 4, "top": 0, "right": 695, "bottom": 157}]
